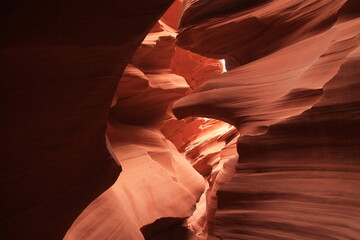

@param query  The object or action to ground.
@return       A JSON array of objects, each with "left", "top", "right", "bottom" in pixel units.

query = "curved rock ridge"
[
  {"left": 188, "top": 144, "right": 238, "bottom": 240},
  {"left": 65, "top": 122, "right": 205, "bottom": 240},
  {"left": 173, "top": 19, "right": 360, "bottom": 136},
  {"left": 0, "top": 0, "right": 174, "bottom": 239},
  {"left": 177, "top": 0, "right": 347, "bottom": 69},
  {"left": 171, "top": 47, "right": 224, "bottom": 89},
  {"left": 65, "top": 9, "right": 240, "bottom": 239},
  {"left": 215, "top": 45, "right": 360, "bottom": 240},
  {"left": 65, "top": 18, "right": 202, "bottom": 239},
  {"left": 172, "top": 0, "right": 360, "bottom": 239},
  {"left": 5, "top": 0, "right": 358, "bottom": 239},
  {"left": 161, "top": 117, "right": 238, "bottom": 176}
]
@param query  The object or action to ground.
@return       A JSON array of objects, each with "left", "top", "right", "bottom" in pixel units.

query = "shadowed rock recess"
[{"left": 1, "top": 0, "right": 360, "bottom": 239}]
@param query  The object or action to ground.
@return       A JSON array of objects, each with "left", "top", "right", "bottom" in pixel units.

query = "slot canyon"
[{"left": 1, "top": 0, "right": 360, "bottom": 239}]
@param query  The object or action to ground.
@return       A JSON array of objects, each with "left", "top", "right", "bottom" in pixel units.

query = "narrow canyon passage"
[
  {"left": 66, "top": 1, "right": 360, "bottom": 239},
  {"left": 1, "top": 0, "right": 360, "bottom": 240},
  {"left": 65, "top": 7, "right": 240, "bottom": 238}
]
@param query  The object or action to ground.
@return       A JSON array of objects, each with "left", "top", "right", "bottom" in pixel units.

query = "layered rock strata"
[
  {"left": 66, "top": 8, "right": 238, "bottom": 239},
  {"left": 173, "top": 0, "right": 360, "bottom": 239},
  {"left": 3, "top": 0, "right": 359, "bottom": 239}
]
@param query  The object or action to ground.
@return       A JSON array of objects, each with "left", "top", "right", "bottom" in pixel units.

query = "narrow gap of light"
[{"left": 220, "top": 59, "right": 227, "bottom": 72}]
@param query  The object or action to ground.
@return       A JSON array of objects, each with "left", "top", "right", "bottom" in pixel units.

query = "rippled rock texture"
[
  {"left": 2, "top": 0, "right": 360, "bottom": 239},
  {"left": 174, "top": 0, "right": 360, "bottom": 239},
  {"left": 65, "top": 4, "right": 237, "bottom": 239}
]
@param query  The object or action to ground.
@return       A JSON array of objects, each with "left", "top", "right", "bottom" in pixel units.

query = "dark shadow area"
[{"left": 141, "top": 217, "right": 196, "bottom": 240}]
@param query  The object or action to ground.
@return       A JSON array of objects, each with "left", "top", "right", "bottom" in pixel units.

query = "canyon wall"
[
  {"left": 1, "top": 0, "right": 360, "bottom": 239},
  {"left": 174, "top": 0, "right": 360, "bottom": 239},
  {"left": 0, "top": 1, "right": 174, "bottom": 239},
  {"left": 65, "top": 8, "right": 239, "bottom": 239}
]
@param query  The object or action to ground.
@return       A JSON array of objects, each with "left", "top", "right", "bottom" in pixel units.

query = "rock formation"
[
  {"left": 174, "top": 0, "right": 360, "bottom": 239},
  {"left": 1, "top": 1, "right": 174, "bottom": 239},
  {"left": 1, "top": 0, "right": 360, "bottom": 239},
  {"left": 65, "top": 7, "right": 239, "bottom": 238}
]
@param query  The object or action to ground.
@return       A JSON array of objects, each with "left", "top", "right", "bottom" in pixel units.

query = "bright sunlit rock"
[{"left": 220, "top": 59, "right": 227, "bottom": 72}]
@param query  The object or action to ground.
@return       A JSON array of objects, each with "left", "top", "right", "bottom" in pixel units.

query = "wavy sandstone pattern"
[
  {"left": 2, "top": 0, "right": 360, "bottom": 239},
  {"left": 65, "top": 8, "right": 239, "bottom": 239},
  {"left": 173, "top": 0, "right": 360, "bottom": 239},
  {"left": 215, "top": 46, "right": 360, "bottom": 240}
]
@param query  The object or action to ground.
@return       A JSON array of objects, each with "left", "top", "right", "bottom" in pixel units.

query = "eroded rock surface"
[
  {"left": 215, "top": 48, "right": 360, "bottom": 239},
  {"left": 65, "top": 10, "right": 238, "bottom": 239},
  {"left": 173, "top": 0, "right": 360, "bottom": 239},
  {"left": 2, "top": 0, "right": 360, "bottom": 239},
  {"left": 0, "top": 1, "right": 174, "bottom": 239}
]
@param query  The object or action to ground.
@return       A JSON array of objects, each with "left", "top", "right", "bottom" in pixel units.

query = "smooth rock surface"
[
  {"left": 173, "top": 1, "right": 360, "bottom": 239},
  {"left": 0, "top": 1, "right": 174, "bottom": 239}
]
